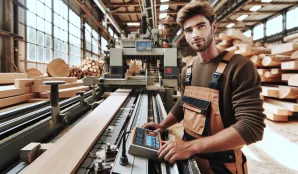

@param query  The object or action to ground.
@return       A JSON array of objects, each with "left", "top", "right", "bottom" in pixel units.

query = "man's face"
[{"left": 183, "top": 14, "right": 215, "bottom": 52}]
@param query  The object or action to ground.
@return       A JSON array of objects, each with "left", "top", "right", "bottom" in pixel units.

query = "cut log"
[
  {"left": 263, "top": 110, "right": 288, "bottom": 121},
  {"left": 0, "top": 86, "right": 30, "bottom": 98},
  {"left": 26, "top": 68, "right": 43, "bottom": 78},
  {"left": 282, "top": 74, "right": 295, "bottom": 81},
  {"left": 291, "top": 50, "right": 298, "bottom": 59},
  {"left": 40, "top": 86, "right": 90, "bottom": 98},
  {"left": 250, "top": 55, "right": 262, "bottom": 67},
  {"left": 264, "top": 98, "right": 298, "bottom": 112},
  {"left": 278, "top": 86, "right": 298, "bottom": 99},
  {"left": 226, "top": 29, "right": 253, "bottom": 44},
  {"left": 20, "top": 89, "right": 131, "bottom": 174},
  {"left": 288, "top": 74, "right": 298, "bottom": 87},
  {"left": 0, "top": 93, "right": 36, "bottom": 108},
  {"left": 31, "top": 81, "right": 83, "bottom": 92},
  {"left": 281, "top": 61, "right": 298, "bottom": 70},
  {"left": 271, "top": 68, "right": 281, "bottom": 75},
  {"left": 264, "top": 71, "right": 281, "bottom": 79},
  {"left": 271, "top": 42, "right": 298, "bottom": 55},
  {"left": 14, "top": 79, "right": 34, "bottom": 88},
  {"left": 263, "top": 102, "right": 292, "bottom": 116},
  {"left": 261, "top": 86, "right": 279, "bottom": 98},
  {"left": 47, "top": 58, "right": 70, "bottom": 77},
  {"left": 284, "top": 33, "right": 298, "bottom": 42},
  {"left": 27, "top": 98, "right": 50, "bottom": 103},
  {"left": 0, "top": 73, "right": 28, "bottom": 84},
  {"left": 262, "top": 56, "right": 291, "bottom": 67}
]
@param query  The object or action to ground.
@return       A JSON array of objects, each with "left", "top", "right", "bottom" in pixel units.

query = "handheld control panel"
[{"left": 128, "top": 127, "right": 162, "bottom": 160}]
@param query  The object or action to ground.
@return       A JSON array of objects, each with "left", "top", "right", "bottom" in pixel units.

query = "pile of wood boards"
[
  {"left": 0, "top": 74, "right": 90, "bottom": 109},
  {"left": 69, "top": 57, "right": 103, "bottom": 79}
]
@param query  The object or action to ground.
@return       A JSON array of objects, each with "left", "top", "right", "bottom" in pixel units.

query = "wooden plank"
[
  {"left": 291, "top": 50, "right": 298, "bottom": 59},
  {"left": 288, "top": 74, "right": 298, "bottom": 87},
  {"left": 281, "top": 61, "right": 298, "bottom": 70},
  {"left": 0, "top": 86, "right": 30, "bottom": 98},
  {"left": 284, "top": 33, "right": 298, "bottom": 42},
  {"left": 261, "top": 56, "right": 291, "bottom": 67},
  {"left": 39, "top": 86, "right": 90, "bottom": 98},
  {"left": 0, "top": 73, "right": 28, "bottom": 84},
  {"left": 264, "top": 98, "right": 298, "bottom": 112},
  {"left": 271, "top": 42, "right": 298, "bottom": 55},
  {"left": 14, "top": 79, "right": 34, "bottom": 88},
  {"left": 27, "top": 98, "right": 50, "bottom": 103},
  {"left": 225, "top": 45, "right": 239, "bottom": 52},
  {"left": 278, "top": 85, "right": 298, "bottom": 99},
  {"left": 218, "top": 33, "right": 233, "bottom": 41},
  {"left": 263, "top": 102, "right": 292, "bottom": 116},
  {"left": 20, "top": 89, "right": 131, "bottom": 174},
  {"left": 226, "top": 29, "right": 253, "bottom": 44},
  {"left": 20, "top": 143, "right": 41, "bottom": 163},
  {"left": 282, "top": 73, "right": 295, "bottom": 81},
  {"left": 31, "top": 81, "right": 83, "bottom": 92},
  {"left": 33, "top": 77, "right": 78, "bottom": 86},
  {"left": 0, "top": 93, "right": 36, "bottom": 108},
  {"left": 261, "top": 86, "right": 279, "bottom": 98},
  {"left": 264, "top": 110, "right": 288, "bottom": 121}
]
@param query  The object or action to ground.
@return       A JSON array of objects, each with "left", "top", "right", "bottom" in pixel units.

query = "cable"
[{"left": 119, "top": 131, "right": 131, "bottom": 166}]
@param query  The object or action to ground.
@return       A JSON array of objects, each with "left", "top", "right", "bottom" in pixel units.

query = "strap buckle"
[{"left": 209, "top": 72, "right": 222, "bottom": 89}]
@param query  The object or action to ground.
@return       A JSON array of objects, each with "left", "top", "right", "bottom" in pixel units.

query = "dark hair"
[{"left": 176, "top": 0, "right": 216, "bottom": 29}]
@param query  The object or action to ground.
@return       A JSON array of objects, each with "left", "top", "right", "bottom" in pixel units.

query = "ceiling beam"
[
  {"left": 105, "top": 1, "right": 188, "bottom": 7},
  {"left": 220, "top": 20, "right": 259, "bottom": 23},
  {"left": 237, "top": 10, "right": 277, "bottom": 15},
  {"left": 110, "top": 11, "right": 177, "bottom": 15},
  {"left": 248, "top": 2, "right": 298, "bottom": 6},
  {"left": 120, "top": 20, "right": 178, "bottom": 24}
]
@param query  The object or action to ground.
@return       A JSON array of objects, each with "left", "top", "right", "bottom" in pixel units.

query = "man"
[{"left": 142, "top": 1, "right": 265, "bottom": 173}]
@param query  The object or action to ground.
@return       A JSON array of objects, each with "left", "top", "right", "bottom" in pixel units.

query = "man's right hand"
[{"left": 142, "top": 122, "right": 165, "bottom": 132}]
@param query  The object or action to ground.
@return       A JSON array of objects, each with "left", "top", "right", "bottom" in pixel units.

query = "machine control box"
[{"left": 128, "top": 127, "right": 162, "bottom": 160}]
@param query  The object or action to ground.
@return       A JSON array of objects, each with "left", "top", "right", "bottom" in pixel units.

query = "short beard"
[{"left": 191, "top": 30, "right": 214, "bottom": 52}]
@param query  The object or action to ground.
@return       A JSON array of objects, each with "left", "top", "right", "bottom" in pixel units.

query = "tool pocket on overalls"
[{"left": 181, "top": 96, "right": 210, "bottom": 135}]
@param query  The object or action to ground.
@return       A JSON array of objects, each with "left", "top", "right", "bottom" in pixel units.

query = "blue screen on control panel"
[{"left": 146, "top": 135, "right": 154, "bottom": 147}]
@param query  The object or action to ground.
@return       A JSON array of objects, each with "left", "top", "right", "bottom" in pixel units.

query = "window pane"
[
  {"left": 54, "top": 51, "right": 59, "bottom": 58},
  {"left": 70, "top": 55, "right": 81, "bottom": 66},
  {"left": 45, "top": 48, "right": 52, "bottom": 63},
  {"left": 286, "top": 7, "right": 298, "bottom": 30},
  {"left": 63, "top": 42, "right": 68, "bottom": 53},
  {"left": 54, "top": 0, "right": 60, "bottom": 13},
  {"left": 45, "top": 34, "right": 51, "bottom": 48},
  {"left": 86, "top": 42, "right": 91, "bottom": 51},
  {"left": 36, "top": 1, "right": 44, "bottom": 18},
  {"left": 266, "top": 15, "right": 282, "bottom": 36},
  {"left": 45, "top": 21, "right": 51, "bottom": 34},
  {"left": 27, "top": 43, "right": 36, "bottom": 61},
  {"left": 37, "top": 31, "right": 44, "bottom": 46},
  {"left": 63, "top": 53, "right": 68, "bottom": 63},
  {"left": 45, "top": 6, "right": 52, "bottom": 22},
  {"left": 27, "top": 11, "right": 37, "bottom": 28},
  {"left": 37, "top": 46, "right": 44, "bottom": 62},
  {"left": 54, "top": 38, "right": 59, "bottom": 50},
  {"left": 54, "top": 26, "right": 59, "bottom": 38},
  {"left": 27, "top": 27, "right": 36, "bottom": 44},
  {"left": 244, "top": 30, "right": 251, "bottom": 37},
  {"left": 27, "top": 0, "right": 37, "bottom": 14},
  {"left": 253, "top": 24, "right": 264, "bottom": 40},
  {"left": 59, "top": 40, "right": 63, "bottom": 52},
  {"left": 45, "top": 0, "right": 52, "bottom": 8},
  {"left": 37, "top": 17, "right": 44, "bottom": 32}
]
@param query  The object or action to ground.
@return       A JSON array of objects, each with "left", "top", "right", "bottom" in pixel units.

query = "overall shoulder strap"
[{"left": 209, "top": 51, "right": 234, "bottom": 89}]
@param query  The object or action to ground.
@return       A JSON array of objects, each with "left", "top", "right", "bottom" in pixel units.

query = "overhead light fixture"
[
  {"left": 250, "top": 5, "right": 262, "bottom": 12},
  {"left": 176, "top": 28, "right": 182, "bottom": 35},
  {"left": 236, "top": 14, "right": 249, "bottom": 21},
  {"left": 159, "top": 13, "right": 167, "bottom": 19},
  {"left": 158, "top": 24, "right": 163, "bottom": 29},
  {"left": 160, "top": 5, "right": 169, "bottom": 11},
  {"left": 160, "top": 0, "right": 169, "bottom": 2},
  {"left": 127, "top": 22, "right": 140, "bottom": 26},
  {"left": 261, "top": 0, "right": 272, "bottom": 2},
  {"left": 226, "top": 23, "right": 235, "bottom": 28}
]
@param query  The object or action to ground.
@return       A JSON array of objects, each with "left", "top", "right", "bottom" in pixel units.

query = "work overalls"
[{"left": 181, "top": 51, "right": 248, "bottom": 174}]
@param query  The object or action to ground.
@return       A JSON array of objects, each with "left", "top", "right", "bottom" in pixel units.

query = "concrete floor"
[
  {"left": 243, "top": 117, "right": 298, "bottom": 174},
  {"left": 168, "top": 117, "right": 298, "bottom": 174}
]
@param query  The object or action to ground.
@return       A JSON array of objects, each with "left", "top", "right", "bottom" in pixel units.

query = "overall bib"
[{"left": 181, "top": 51, "right": 248, "bottom": 174}]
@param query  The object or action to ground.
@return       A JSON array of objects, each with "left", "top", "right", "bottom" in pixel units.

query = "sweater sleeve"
[
  {"left": 169, "top": 67, "right": 187, "bottom": 122},
  {"left": 231, "top": 60, "right": 266, "bottom": 145}
]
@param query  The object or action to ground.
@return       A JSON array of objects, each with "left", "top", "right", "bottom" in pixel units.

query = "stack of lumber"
[
  {"left": 20, "top": 89, "right": 131, "bottom": 174},
  {"left": 69, "top": 66, "right": 84, "bottom": 79},
  {"left": 0, "top": 74, "right": 90, "bottom": 109}
]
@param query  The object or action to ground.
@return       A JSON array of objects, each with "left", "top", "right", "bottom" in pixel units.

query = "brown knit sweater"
[{"left": 170, "top": 51, "right": 266, "bottom": 145}]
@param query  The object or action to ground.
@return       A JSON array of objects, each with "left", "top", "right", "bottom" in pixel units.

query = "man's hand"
[
  {"left": 142, "top": 122, "right": 165, "bottom": 132},
  {"left": 157, "top": 139, "right": 198, "bottom": 164}
]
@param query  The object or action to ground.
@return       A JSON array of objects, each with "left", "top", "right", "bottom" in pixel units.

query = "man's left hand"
[{"left": 157, "top": 139, "right": 197, "bottom": 164}]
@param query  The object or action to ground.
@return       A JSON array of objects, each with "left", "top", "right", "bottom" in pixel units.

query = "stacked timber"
[
  {"left": 217, "top": 30, "right": 298, "bottom": 122},
  {"left": 69, "top": 57, "right": 103, "bottom": 79},
  {"left": 69, "top": 66, "right": 84, "bottom": 79}
]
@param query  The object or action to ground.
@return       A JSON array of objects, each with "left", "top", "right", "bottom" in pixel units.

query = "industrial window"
[
  {"left": 108, "top": 27, "right": 114, "bottom": 38},
  {"left": 286, "top": 7, "right": 298, "bottom": 30},
  {"left": 69, "top": 9, "right": 82, "bottom": 66},
  {"left": 266, "top": 15, "right": 283, "bottom": 36},
  {"left": 253, "top": 24, "right": 264, "bottom": 40},
  {"left": 85, "top": 23, "right": 100, "bottom": 60},
  {"left": 26, "top": 0, "right": 52, "bottom": 63},
  {"left": 101, "top": 37, "right": 108, "bottom": 54},
  {"left": 244, "top": 30, "right": 252, "bottom": 37},
  {"left": 53, "top": 0, "right": 69, "bottom": 63}
]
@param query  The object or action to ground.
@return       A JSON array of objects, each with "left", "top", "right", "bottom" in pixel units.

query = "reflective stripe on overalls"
[{"left": 182, "top": 51, "right": 248, "bottom": 174}]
